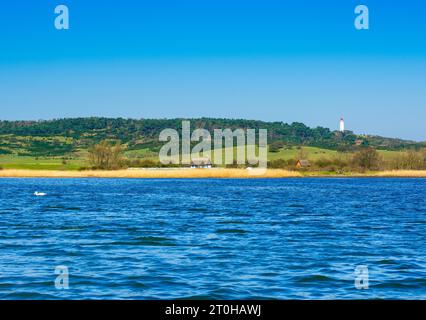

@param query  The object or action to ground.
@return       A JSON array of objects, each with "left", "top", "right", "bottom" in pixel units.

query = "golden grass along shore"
[
  {"left": 1, "top": 168, "right": 426, "bottom": 178},
  {"left": 370, "top": 170, "right": 426, "bottom": 177},
  {"left": 0, "top": 168, "right": 301, "bottom": 178}
]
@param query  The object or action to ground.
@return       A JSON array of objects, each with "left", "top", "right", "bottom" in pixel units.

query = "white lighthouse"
[{"left": 339, "top": 118, "right": 345, "bottom": 132}]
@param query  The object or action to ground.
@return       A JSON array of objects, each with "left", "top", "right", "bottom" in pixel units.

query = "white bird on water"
[{"left": 34, "top": 191, "right": 47, "bottom": 197}]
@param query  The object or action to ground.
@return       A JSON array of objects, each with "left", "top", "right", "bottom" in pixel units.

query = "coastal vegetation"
[{"left": 0, "top": 117, "right": 425, "bottom": 176}]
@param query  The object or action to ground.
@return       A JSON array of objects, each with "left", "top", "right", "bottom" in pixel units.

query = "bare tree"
[
  {"left": 392, "top": 149, "right": 426, "bottom": 170},
  {"left": 352, "top": 147, "right": 381, "bottom": 171},
  {"left": 88, "top": 140, "right": 124, "bottom": 170}
]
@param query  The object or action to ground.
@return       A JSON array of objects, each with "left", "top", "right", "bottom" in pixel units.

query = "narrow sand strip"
[
  {"left": 1, "top": 169, "right": 426, "bottom": 178},
  {"left": 0, "top": 168, "right": 301, "bottom": 178}
]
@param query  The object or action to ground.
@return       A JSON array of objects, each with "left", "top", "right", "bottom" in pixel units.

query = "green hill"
[
  {"left": 0, "top": 117, "right": 424, "bottom": 170},
  {"left": 0, "top": 117, "right": 423, "bottom": 158}
]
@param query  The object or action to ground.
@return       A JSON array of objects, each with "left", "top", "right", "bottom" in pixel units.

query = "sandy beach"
[
  {"left": 1, "top": 168, "right": 426, "bottom": 178},
  {"left": 0, "top": 168, "right": 300, "bottom": 178}
]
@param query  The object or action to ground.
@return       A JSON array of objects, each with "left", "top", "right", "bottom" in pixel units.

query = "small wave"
[
  {"left": 58, "top": 226, "right": 85, "bottom": 231},
  {"left": 188, "top": 207, "right": 209, "bottom": 213},
  {"left": 111, "top": 236, "right": 176, "bottom": 246},
  {"left": 2, "top": 291, "right": 60, "bottom": 299},
  {"left": 64, "top": 207, "right": 82, "bottom": 211},
  {"left": 216, "top": 228, "right": 247, "bottom": 234},
  {"left": 372, "top": 279, "right": 426, "bottom": 289},
  {"left": 295, "top": 274, "right": 335, "bottom": 283},
  {"left": 177, "top": 294, "right": 215, "bottom": 300},
  {"left": 376, "top": 259, "right": 397, "bottom": 265},
  {"left": 218, "top": 220, "right": 246, "bottom": 225},
  {"left": 288, "top": 204, "right": 305, "bottom": 208},
  {"left": 41, "top": 206, "right": 82, "bottom": 211}
]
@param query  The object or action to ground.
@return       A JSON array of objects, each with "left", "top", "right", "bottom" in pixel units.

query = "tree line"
[{"left": 0, "top": 117, "right": 423, "bottom": 154}]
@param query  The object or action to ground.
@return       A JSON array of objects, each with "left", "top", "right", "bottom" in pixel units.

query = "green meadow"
[
  {"left": 0, "top": 155, "right": 86, "bottom": 170},
  {"left": 0, "top": 146, "right": 405, "bottom": 170}
]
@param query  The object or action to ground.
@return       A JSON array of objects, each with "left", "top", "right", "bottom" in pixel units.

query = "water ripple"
[{"left": 0, "top": 178, "right": 425, "bottom": 299}]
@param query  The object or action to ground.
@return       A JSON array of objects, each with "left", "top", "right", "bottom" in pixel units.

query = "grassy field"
[
  {"left": 0, "top": 155, "right": 86, "bottom": 170},
  {"left": 0, "top": 146, "right": 406, "bottom": 170},
  {"left": 269, "top": 146, "right": 403, "bottom": 161},
  {"left": 268, "top": 146, "right": 340, "bottom": 161},
  {"left": 124, "top": 148, "right": 157, "bottom": 158}
]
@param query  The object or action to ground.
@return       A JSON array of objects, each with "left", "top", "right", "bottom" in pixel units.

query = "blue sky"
[{"left": 0, "top": 0, "right": 425, "bottom": 140}]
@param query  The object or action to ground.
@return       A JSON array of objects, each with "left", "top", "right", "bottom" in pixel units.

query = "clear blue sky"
[{"left": 0, "top": 0, "right": 425, "bottom": 140}]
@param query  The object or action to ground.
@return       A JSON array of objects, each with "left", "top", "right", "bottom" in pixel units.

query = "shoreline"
[{"left": 1, "top": 168, "right": 426, "bottom": 178}]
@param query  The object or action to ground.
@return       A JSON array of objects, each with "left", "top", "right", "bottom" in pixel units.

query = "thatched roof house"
[
  {"left": 191, "top": 157, "right": 212, "bottom": 168},
  {"left": 295, "top": 159, "right": 310, "bottom": 168}
]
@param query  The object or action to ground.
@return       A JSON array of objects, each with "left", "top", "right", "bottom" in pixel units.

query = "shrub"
[
  {"left": 315, "top": 158, "right": 333, "bottom": 168},
  {"left": 352, "top": 147, "right": 381, "bottom": 171},
  {"left": 269, "top": 141, "right": 285, "bottom": 153},
  {"left": 87, "top": 140, "right": 125, "bottom": 170},
  {"left": 127, "top": 159, "right": 158, "bottom": 168},
  {"left": 268, "top": 159, "right": 287, "bottom": 169}
]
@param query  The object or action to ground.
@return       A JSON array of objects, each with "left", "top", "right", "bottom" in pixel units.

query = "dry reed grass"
[
  {"left": 1, "top": 169, "right": 426, "bottom": 178},
  {"left": 370, "top": 170, "right": 426, "bottom": 177},
  {"left": 0, "top": 168, "right": 302, "bottom": 178}
]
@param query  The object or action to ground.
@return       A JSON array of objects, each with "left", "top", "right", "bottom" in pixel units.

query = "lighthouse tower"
[{"left": 339, "top": 118, "right": 345, "bottom": 132}]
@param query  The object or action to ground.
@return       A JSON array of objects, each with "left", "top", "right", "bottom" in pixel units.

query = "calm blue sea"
[{"left": 0, "top": 178, "right": 425, "bottom": 299}]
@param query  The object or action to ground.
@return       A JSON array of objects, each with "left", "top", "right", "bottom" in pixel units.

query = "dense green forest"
[{"left": 0, "top": 117, "right": 423, "bottom": 157}]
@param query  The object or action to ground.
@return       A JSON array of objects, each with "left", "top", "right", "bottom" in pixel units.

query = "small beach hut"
[{"left": 295, "top": 159, "right": 310, "bottom": 169}]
